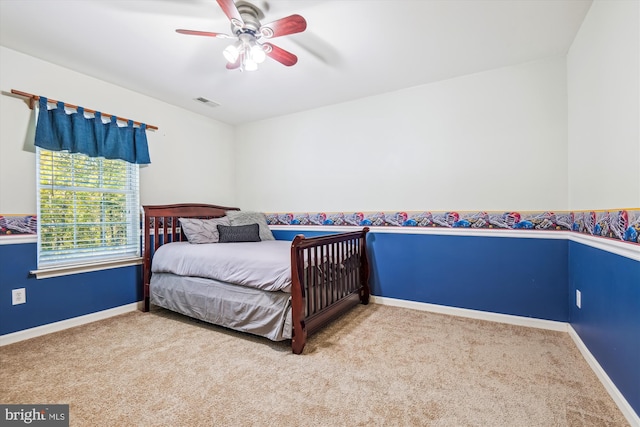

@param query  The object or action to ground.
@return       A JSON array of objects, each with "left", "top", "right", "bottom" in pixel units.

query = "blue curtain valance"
[{"left": 34, "top": 97, "right": 151, "bottom": 164}]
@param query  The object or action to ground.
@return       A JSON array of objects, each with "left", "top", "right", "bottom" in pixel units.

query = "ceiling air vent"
[{"left": 194, "top": 97, "right": 220, "bottom": 108}]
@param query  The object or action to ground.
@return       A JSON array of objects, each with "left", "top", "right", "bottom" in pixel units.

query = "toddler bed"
[{"left": 142, "top": 203, "right": 370, "bottom": 354}]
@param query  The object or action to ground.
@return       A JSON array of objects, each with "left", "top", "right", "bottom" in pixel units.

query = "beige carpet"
[{"left": 0, "top": 304, "right": 629, "bottom": 426}]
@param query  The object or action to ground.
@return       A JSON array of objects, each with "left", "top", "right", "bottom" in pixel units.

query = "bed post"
[
  {"left": 142, "top": 208, "right": 152, "bottom": 312},
  {"left": 359, "top": 227, "right": 371, "bottom": 305},
  {"left": 290, "top": 234, "right": 307, "bottom": 354}
]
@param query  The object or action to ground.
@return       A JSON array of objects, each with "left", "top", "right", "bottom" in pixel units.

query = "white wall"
[
  {"left": 8, "top": 1, "right": 637, "bottom": 217},
  {"left": 0, "top": 46, "right": 236, "bottom": 214},
  {"left": 567, "top": 0, "right": 640, "bottom": 210},
  {"left": 234, "top": 56, "right": 568, "bottom": 213}
]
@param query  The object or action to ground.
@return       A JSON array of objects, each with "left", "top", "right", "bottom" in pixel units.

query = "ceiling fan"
[{"left": 176, "top": 0, "right": 307, "bottom": 71}]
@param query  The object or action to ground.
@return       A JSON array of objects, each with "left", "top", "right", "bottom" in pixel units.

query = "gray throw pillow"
[
  {"left": 179, "top": 217, "right": 230, "bottom": 244},
  {"left": 217, "top": 224, "right": 261, "bottom": 243},
  {"left": 226, "top": 211, "right": 275, "bottom": 241}
]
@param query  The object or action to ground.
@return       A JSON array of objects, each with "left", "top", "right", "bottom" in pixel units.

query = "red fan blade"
[
  {"left": 260, "top": 14, "right": 307, "bottom": 39},
  {"left": 176, "top": 29, "right": 232, "bottom": 39},
  {"left": 216, "top": 0, "right": 244, "bottom": 28},
  {"left": 262, "top": 43, "right": 298, "bottom": 66}
]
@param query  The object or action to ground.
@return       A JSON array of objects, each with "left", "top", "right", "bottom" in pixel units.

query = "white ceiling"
[{"left": 0, "top": 0, "right": 592, "bottom": 125}]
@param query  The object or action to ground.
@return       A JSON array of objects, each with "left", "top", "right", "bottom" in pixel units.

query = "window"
[{"left": 36, "top": 148, "right": 141, "bottom": 269}]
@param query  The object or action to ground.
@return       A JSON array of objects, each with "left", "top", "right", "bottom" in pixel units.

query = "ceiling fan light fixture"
[
  {"left": 249, "top": 43, "right": 266, "bottom": 64},
  {"left": 243, "top": 57, "right": 259, "bottom": 71},
  {"left": 223, "top": 41, "right": 242, "bottom": 63}
]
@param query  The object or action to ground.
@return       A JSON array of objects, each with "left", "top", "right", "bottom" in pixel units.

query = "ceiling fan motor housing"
[{"left": 233, "top": 1, "right": 266, "bottom": 35}]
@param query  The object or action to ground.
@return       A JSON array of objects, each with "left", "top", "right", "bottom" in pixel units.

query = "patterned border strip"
[
  {"left": 0, "top": 215, "right": 37, "bottom": 236},
  {"left": 2, "top": 209, "right": 639, "bottom": 245},
  {"left": 265, "top": 209, "right": 640, "bottom": 245}
]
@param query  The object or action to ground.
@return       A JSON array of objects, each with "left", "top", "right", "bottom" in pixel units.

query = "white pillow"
[
  {"left": 179, "top": 217, "right": 230, "bottom": 244},
  {"left": 225, "top": 211, "right": 275, "bottom": 241}
]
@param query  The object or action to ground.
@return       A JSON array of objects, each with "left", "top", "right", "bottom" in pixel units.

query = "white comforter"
[{"left": 151, "top": 241, "right": 292, "bottom": 292}]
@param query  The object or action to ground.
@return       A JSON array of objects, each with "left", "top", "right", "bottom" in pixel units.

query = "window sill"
[{"left": 30, "top": 257, "right": 143, "bottom": 279}]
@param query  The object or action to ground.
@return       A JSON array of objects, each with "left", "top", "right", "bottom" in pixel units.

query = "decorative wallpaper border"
[
  {"left": 2, "top": 209, "right": 639, "bottom": 245},
  {"left": 265, "top": 209, "right": 640, "bottom": 245},
  {"left": 0, "top": 215, "right": 37, "bottom": 236}
]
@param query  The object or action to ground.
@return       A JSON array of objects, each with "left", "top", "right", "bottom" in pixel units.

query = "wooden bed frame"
[{"left": 142, "top": 203, "right": 370, "bottom": 354}]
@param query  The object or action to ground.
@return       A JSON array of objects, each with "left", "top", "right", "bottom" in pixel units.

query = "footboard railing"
[{"left": 290, "top": 227, "right": 370, "bottom": 354}]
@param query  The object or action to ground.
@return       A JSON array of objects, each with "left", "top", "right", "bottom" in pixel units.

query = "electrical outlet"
[
  {"left": 576, "top": 289, "right": 581, "bottom": 309},
  {"left": 12, "top": 288, "right": 26, "bottom": 305}
]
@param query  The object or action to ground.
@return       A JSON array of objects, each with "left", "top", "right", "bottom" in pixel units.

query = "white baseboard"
[
  {"left": 567, "top": 326, "right": 640, "bottom": 427},
  {"left": 370, "top": 295, "right": 568, "bottom": 331},
  {"left": 0, "top": 302, "right": 142, "bottom": 346},
  {"left": 370, "top": 296, "right": 639, "bottom": 426}
]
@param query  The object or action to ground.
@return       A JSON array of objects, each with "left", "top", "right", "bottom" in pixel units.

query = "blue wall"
[
  {"left": 568, "top": 241, "right": 640, "bottom": 415},
  {"left": 367, "top": 233, "right": 568, "bottom": 321},
  {"left": 0, "top": 242, "right": 141, "bottom": 335}
]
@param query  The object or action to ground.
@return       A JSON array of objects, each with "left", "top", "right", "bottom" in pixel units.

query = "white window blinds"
[{"left": 36, "top": 148, "right": 141, "bottom": 268}]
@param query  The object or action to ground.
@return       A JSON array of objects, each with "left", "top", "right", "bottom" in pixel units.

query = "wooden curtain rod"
[{"left": 10, "top": 89, "right": 159, "bottom": 131}]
